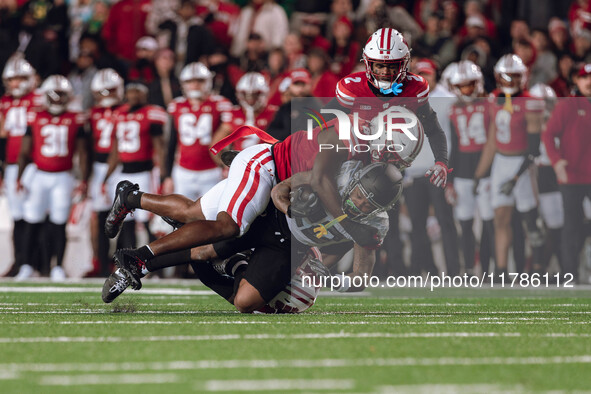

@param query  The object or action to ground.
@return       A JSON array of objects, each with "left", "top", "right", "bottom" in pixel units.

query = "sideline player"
[
  {"left": 445, "top": 60, "right": 495, "bottom": 275},
  {"left": 162, "top": 62, "right": 232, "bottom": 199},
  {"left": 228, "top": 72, "right": 278, "bottom": 150},
  {"left": 17, "top": 75, "right": 89, "bottom": 280},
  {"left": 87, "top": 68, "right": 124, "bottom": 276},
  {"left": 103, "top": 82, "right": 167, "bottom": 248},
  {"left": 474, "top": 54, "right": 545, "bottom": 277},
  {"left": 0, "top": 57, "right": 40, "bottom": 278}
]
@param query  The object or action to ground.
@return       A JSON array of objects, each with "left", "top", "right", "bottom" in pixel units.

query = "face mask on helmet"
[
  {"left": 91, "top": 68, "right": 124, "bottom": 108},
  {"left": 342, "top": 162, "right": 403, "bottom": 222},
  {"left": 46, "top": 90, "right": 71, "bottom": 114},
  {"left": 496, "top": 72, "right": 523, "bottom": 95},
  {"left": 180, "top": 62, "right": 213, "bottom": 100},
  {"left": 494, "top": 54, "right": 527, "bottom": 95},
  {"left": 93, "top": 87, "right": 121, "bottom": 108}
]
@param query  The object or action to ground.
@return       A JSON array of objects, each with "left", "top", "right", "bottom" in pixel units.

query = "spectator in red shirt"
[
  {"left": 328, "top": 16, "right": 360, "bottom": 79},
  {"left": 543, "top": 64, "right": 591, "bottom": 283},
  {"left": 101, "top": 0, "right": 151, "bottom": 63},
  {"left": 307, "top": 48, "right": 339, "bottom": 102},
  {"left": 265, "top": 47, "right": 289, "bottom": 107},
  {"left": 196, "top": 0, "right": 241, "bottom": 50}
]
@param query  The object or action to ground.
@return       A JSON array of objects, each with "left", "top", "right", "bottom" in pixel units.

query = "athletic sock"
[
  {"left": 125, "top": 190, "right": 144, "bottom": 209},
  {"left": 146, "top": 249, "right": 192, "bottom": 272}
]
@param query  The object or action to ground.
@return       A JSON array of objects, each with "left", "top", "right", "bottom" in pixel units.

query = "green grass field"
[{"left": 1, "top": 280, "right": 591, "bottom": 393}]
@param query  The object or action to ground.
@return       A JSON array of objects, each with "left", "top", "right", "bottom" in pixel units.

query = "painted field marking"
[
  {"left": 6, "top": 331, "right": 591, "bottom": 344},
  {"left": 5, "top": 355, "right": 591, "bottom": 374},
  {"left": 203, "top": 379, "right": 354, "bottom": 391},
  {"left": 0, "top": 286, "right": 215, "bottom": 296},
  {"left": 39, "top": 373, "right": 179, "bottom": 386}
]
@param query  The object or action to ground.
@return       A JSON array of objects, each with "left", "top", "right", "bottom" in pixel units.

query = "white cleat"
[
  {"left": 50, "top": 266, "right": 66, "bottom": 282},
  {"left": 15, "top": 264, "right": 34, "bottom": 281}
]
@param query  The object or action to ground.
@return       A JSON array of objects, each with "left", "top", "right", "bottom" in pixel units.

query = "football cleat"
[
  {"left": 102, "top": 269, "right": 129, "bottom": 303},
  {"left": 112, "top": 249, "right": 147, "bottom": 290},
  {"left": 105, "top": 180, "right": 139, "bottom": 238},
  {"left": 50, "top": 266, "right": 66, "bottom": 282},
  {"left": 211, "top": 252, "right": 251, "bottom": 277}
]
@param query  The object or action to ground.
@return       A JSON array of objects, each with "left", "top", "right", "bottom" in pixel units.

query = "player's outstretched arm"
[{"left": 338, "top": 244, "right": 376, "bottom": 293}]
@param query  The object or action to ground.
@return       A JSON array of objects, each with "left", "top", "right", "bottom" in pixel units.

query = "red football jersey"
[
  {"left": 26, "top": 110, "right": 86, "bottom": 172},
  {"left": 228, "top": 104, "right": 278, "bottom": 151},
  {"left": 113, "top": 104, "right": 167, "bottom": 163},
  {"left": 489, "top": 91, "right": 545, "bottom": 153},
  {"left": 167, "top": 96, "right": 232, "bottom": 171},
  {"left": 0, "top": 91, "right": 42, "bottom": 163},
  {"left": 335, "top": 71, "right": 430, "bottom": 119},
  {"left": 273, "top": 117, "right": 368, "bottom": 182},
  {"left": 450, "top": 100, "right": 491, "bottom": 153},
  {"left": 90, "top": 106, "right": 119, "bottom": 155}
]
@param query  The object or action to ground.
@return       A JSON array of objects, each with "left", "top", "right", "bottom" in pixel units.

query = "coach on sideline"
[{"left": 542, "top": 64, "right": 591, "bottom": 283}]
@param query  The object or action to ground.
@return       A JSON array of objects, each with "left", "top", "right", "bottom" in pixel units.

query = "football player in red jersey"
[
  {"left": 445, "top": 60, "right": 495, "bottom": 276},
  {"left": 332, "top": 28, "right": 451, "bottom": 187},
  {"left": 474, "top": 54, "right": 546, "bottom": 278},
  {"left": 103, "top": 82, "right": 167, "bottom": 249},
  {"left": 87, "top": 68, "right": 124, "bottom": 276},
  {"left": 0, "top": 57, "right": 41, "bottom": 278},
  {"left": 16, "top": 75, "right": 90, "bottom": 281},
  {"left": 228, "top": 72, "right": 278, "bottom": 151},
  {"left": 162, "top": 62, "right": 232, "bottom": 199}
]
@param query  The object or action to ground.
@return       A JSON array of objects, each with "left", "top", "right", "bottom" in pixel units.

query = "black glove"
[
  {"left": 500, "top": 177, "right": 517, "bottom": 196},
  {"left": 472, "top": 178, "right": 480, "bottom": 196},
  {"left": 290, "top": 186, "right": 323, "bottom": 220},
  {"left": 341, "top": 219, "right": 381, "bottom": 249}
]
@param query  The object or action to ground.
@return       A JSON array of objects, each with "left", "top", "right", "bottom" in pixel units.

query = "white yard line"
[
  {"left": 5, "top": 355, "right": 591, "bottom": 374},
  {"left": 203, "top": 379, "right": 354, "bottom": 391},
  {"left": 39, "top": 373, "right": 179, "bottom": 386},
  {"left": 0, "top": 286, "right": 215, "bottom": 296},
  {"left": 375, "top": 384, "right": 525, "bottom": 394},
  {"left": 6, "top": 331, "right": 591, "bottom": 344}
]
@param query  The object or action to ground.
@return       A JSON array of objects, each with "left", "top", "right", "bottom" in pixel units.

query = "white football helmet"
[
  {"left": 258, "top": 248, "right": 322, "bottom": 314},
  {"left": 441, "top": 62, "right": 458, "bottom": 91},
  {"left": 494, "top": 54, "right": 528, "bottom": 95},
  {"left": 179, "top": 62, "right": 213, "bottom": 100},
  {"left": 449, "top": 60, "right": 484, "bottom": 101},
  {"left": 91, "top": 68, "right": 124, "bottom": 108},
  {"left": 2, "top": 56, "right": 35, "bottom": 98},
  {"left": 362, "top": 28, "right": 411, "bottom": 92},
  {"left": 40, "top": 75, "right": 73, "bottom": 115},
  {"left": 236, "top": 72, "right": 269, "bottom": 111},
  {"left": 369, "top": 106, "right": 424, "bottom": 169},
  {"left": 529, "top": 83, "right": 557, "bottom": 115}
]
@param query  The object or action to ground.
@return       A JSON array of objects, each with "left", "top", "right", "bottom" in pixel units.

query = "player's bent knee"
[
  {"left": 233, "top": 283, "right": 265, "bottom": 313},
  {"left": 216, "top": 212, "right": 241, "bottom": 238}
]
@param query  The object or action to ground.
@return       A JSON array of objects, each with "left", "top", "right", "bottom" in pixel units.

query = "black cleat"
[
  {"left": 211, "top": 252, "right": 250, "bottom": 277},
  {"left": 112, "top": 249, "right": 146, "bottom": 290},
  {"left": 102, "top": 269, "right": 130, "bottom": 303},
  {"left": 105, "top": 180, "right": 139, "bottom": 238}
]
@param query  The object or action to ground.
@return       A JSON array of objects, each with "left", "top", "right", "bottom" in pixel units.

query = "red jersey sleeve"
[{"left": 146, "top": 106, "right": 168, "bottom": 125}]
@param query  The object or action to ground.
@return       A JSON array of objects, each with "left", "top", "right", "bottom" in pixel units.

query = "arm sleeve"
[
  {"left": 25, "top": 125, "right": 32, "bottom": 137},
  {"left": 416, "top": 102, "right": 449, "bottom": 165},
  {"left": 165, "top": 122, "right": 177, "bottom": 178},
  {"left": 448, "top": 122, "right": 459, "bottom": 181},
  {"left": 527, "top": 133, "right": 541, "bottom": 157},
  {"left": 541, "top": 103, "right": 564, "bottom": 165},
  {"left": 0, "top": 137, "right": 6, "bottom": 167}
]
